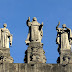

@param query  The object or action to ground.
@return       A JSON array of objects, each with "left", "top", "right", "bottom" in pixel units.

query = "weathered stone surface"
[
  {"left": 19, "top": 64, "right": 27, "bottom": 72},
  {"left": 0, "top": 63, "right": 9, "bottom": 72},
  {"left": 0, "top": 48, "right": 10, "bottom": 57},
  {"left": 0, "top": 47, "right": 14, "bottom": 64},
  {"left": 56, "top": 22, "right": 72, "bottom": 64},
  {"left": 0, "top": 63, "right": 72, "bottom": 72},
  {"left": 4, "top": 63, "right": 9, "bottom": 72},
  {"left": 60, "top": 50, "right": 72, "bottom": 65},
  {"left": 25, "top": 17, "right": 46, "bottom": 64},
  {"left": 0, "top": 24, "right": 13, "bottom": 48},
  {"left": 24, "top": 42, "right": 46, "bottom": 64},
  {"left": 0, "top": 64, "right": 4, "bottom": 72},
  {"left": 0, "top": 24, "right": 14, "bottom": 64},
  {"left": 9, "top": 63, "right": 18, "bottom": 72},
  {"left": 56, "top": 22, "right": 72, "bottom": 51},
  {"left": 25, "top": 17, "right": 43, "bottom": 45}
]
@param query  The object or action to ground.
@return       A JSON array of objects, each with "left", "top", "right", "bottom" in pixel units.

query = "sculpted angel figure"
[
  {"left": 56, "top": 22, "right": 72, "bottom": 52},
  {"left": 25, "top": 17, "right": 43, "bottom": 45},
  {"left": 0, "top": 24, "right": 13, "bottom": 48}
]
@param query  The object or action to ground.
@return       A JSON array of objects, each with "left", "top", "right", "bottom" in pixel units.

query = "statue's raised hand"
[
  {"left": 41, "top": 22, "right": 43, "bottom": 26},
  {"left": 28, "top": 17, "right": 30, "bottom": 21},
  {"left": 56, "top": 21, "right": 60, "bottom": 29},
  {"left": 58, "top": 21, "right": 60, "bottom": 26}
]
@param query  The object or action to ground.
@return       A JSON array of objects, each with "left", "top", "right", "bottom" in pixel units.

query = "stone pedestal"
[
  {"left": 57, "top": 50, "right": 72, "bottom": 65},
  {"left": 24, "top": 42, "right": 46, "bottom": 64},
  {"left": 0, "top": 47, "right": 14, "bottom": 64}
]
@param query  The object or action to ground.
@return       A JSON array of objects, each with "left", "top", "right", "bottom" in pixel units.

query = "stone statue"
[
  {"left": 56, "top": 22, "right": 72, "bottom": 52},
  {"left": 25, "top": 17, "right": 43, "bottom": 45},
  {"left": 25, "top": 17, "right": 46, "bottom": 64},
  {"left": 0, "top": 24, "right": 13, "bottom": 48}
]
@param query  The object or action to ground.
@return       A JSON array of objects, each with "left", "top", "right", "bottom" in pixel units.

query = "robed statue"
[
  {"left": 0, "top": 24, "right": 13, "bottom": 48},
  {"left": 56, "top": 22, "right": 72, "bottom": 52},
  {"left": 25, "top": 17, "right": 43, "bottom": 45}
]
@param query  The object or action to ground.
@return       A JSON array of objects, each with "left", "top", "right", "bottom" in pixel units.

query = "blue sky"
[{"left": 0, "top": 0, "right": 72, "bottom": 63}]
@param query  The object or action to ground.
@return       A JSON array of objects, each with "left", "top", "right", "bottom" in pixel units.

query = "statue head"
[
  {"left": 33, "top": 17, "right": 37, "bottom": 21},
  {"left": 3, "top": 23, "right": 7, "bottom": 28},
  {"left": 62, "top": 24, "right": 66, "bottom": 28}
]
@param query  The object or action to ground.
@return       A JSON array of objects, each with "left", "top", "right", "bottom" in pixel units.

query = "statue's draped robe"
[
  {"left": 26, "top": 21, "right": 43, "bottom": 43},
  {"left": 61, "top": 30, "right": 71, "bottom": 50},
  {"left": 31, "top": 26, "right": 40, "bottom": 41},
  {"left": 0, "top": 28, "right": 12, "bottom": 48},
  {"left": 31, "top": 21, "right": 41, "bottom": 42},
  {"left": 56, "top": 28, "right": 72, "bottom": 50}
]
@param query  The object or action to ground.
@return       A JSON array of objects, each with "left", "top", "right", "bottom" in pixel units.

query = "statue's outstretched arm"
[
  {"left": 39, "top": 22, "right": 43, "bottom": 30},
  {"left": 26, "top": 17, "right": 30, "bottom": 26},
  {"left": 10, "top": 34, "right": 13, "bottom": 46},
  {"left": 56, "top": 21, "right": 60, "bottom": 30},
  {"left": 56, "top": 22, "right": 60, "bottom": 44},
  {"left": 66, "top": 27, "right": 72, "bottom": 38},
  {"left": 56, "top": 34, "right": 60, "bottom": 44},
  {"left": 66, "top": 27, "right": 71, "bottom": 31}
]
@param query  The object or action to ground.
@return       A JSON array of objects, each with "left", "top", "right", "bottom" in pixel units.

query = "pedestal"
[
  {"left": 24, "top": 42, "right": 46, "bottom": 64},
  {"left": 0, "top": 47, "right": 14, "bottom": 64}
]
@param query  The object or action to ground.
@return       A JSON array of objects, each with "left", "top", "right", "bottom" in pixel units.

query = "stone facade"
[{"left": 0, "top": 63, "right": 72, "bottom": 72}]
